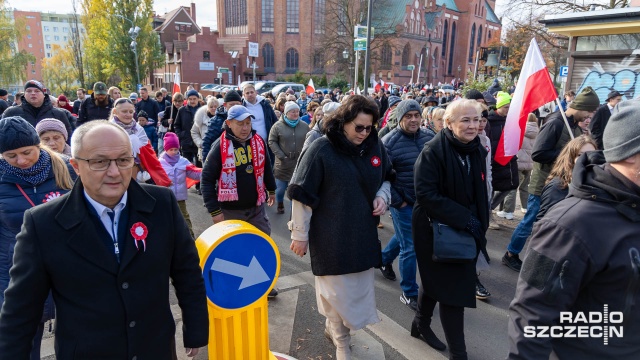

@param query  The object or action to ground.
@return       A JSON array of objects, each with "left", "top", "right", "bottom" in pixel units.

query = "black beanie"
[
  {"left": 465, "top": 89, "right": 484, "bottom": 101},
  {"left": 137, "top": 110, "right": 149, "bottom": 119},
  {"left": 0, "top": 116, "right": 41, "bottom": 153},
  {"left": 224, "top": 90, "right": 243, "bottom": 103},
  {"left": 24, "top": 80, "right": 44, "bottom": 92},
  {"left": 0, "top": 89, "right": 7, "bottom": 97}
]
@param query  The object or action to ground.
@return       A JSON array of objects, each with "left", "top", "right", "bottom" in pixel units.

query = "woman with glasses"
[
  {"left": 0, "top": 116, "right": 76, "bottom": 360},
  {"left": 288, "top": 95, "right": 393, "bottom": 360},
  {"left": 110, "top": 98, "right": 170, "bottom": 187}
]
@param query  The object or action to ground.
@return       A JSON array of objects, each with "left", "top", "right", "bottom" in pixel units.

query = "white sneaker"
[
  {"left": 497, "top": 211, "right": 514, "bottom": 220},
  {"left": 520, "top": 207, "right": 527, "bottom": 214}
]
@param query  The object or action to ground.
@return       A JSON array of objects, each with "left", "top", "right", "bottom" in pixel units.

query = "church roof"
[
  {"left": 485, "top": 1, "right": 501, "bottom": 24},
  {"left": 436, "top": 0, "right": 460, "bottom": 12}
]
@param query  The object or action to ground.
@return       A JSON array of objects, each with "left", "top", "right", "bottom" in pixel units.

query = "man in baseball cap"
[{"left": 77, "top": 82, "right": 113, "bottom": 125}]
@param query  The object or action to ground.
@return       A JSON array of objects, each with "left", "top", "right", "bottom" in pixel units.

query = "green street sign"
[
  {"left": 407, "top": 65, "right": 415, "bottom": 71},
  {"left": 354, "top": 25, "right": 375, "bottom": 39},
  {"left": 354, "top": 39, "right": 367, "bottom": 51},
  {"left": 219, "top": 67, "right": 229, "bottom": 73}
]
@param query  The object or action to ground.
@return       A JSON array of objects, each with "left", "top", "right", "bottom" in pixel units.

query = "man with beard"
[
  {"left": 78, "top": 82, "right": 114, "bottom": 125},
  {"left": 1, "top": 80, "right": 73, "bottom": 137},
  {"left": 502, "top": 87, "right": 599, "bottom": 272}
]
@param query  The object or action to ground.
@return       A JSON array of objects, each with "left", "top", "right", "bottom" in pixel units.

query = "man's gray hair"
[
  {"left": 71, "top": 120, "right": 132, "bottom": 157},
  {"left": 160, "top": 88, "right": 167, "bottom": 93}
]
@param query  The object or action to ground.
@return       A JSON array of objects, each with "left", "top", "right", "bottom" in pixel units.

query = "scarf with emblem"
[{"left": 218, "top": 131, "right": 267, "bottom": 205}]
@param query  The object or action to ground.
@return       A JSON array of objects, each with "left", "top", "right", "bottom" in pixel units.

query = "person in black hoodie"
[
  {"left": 588, "top": 90, "right": 622, "bottom": 150},
  {"left": 508, "top": 99, "right": 640, "bottom": 360},
  {"left": 173, "top": 89, "right": 201, "bottom": 165}
]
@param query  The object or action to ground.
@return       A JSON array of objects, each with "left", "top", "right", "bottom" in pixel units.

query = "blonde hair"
[
  {"left": 527, "top": 113, "right": 537, "bottom": 123},
  {"left": 42, "top": 145, "right": 74, "bottom": 190},
  {"left": 443, "top": 99, "right": 481, "bottom": 127}
]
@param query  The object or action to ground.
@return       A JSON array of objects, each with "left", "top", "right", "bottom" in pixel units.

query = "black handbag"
[{"left": 431, "top": 219, "right": 477, "bottom": 263}]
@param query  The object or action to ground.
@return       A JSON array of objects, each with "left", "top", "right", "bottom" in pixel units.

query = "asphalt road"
[{"left": 42, "top": 187, "right": 524, "bottom": 360}]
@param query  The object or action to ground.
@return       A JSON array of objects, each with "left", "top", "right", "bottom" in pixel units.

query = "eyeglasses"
[
  {"left": 353, "top": 124, "right": 373, "bottom": 133},
  {"left": 114, "top": 98, "right": 133, "bottom": 106},
  {"left": 75, "top": 157, "right": 135, "bottom": 171}
]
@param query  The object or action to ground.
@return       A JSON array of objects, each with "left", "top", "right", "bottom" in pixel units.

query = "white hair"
[{"left": 443, "top": 99, "right": 482, "bottom": 127}]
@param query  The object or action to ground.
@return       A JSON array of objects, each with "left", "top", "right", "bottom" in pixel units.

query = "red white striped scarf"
[{"left": 218, "top": 131, "right": 267, "bottom": 205}]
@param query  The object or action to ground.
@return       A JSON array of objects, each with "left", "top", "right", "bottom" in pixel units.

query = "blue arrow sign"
[
  {"left": 203, "top": 232, "right": 278, "bottom": 309},
  {"left": 211, "top": 256, "right": 270, "bottom": 290}
]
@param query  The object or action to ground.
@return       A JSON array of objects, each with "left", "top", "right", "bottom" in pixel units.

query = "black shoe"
[
  {"left": 268, "top": 288, "right": 278, "bottom": 299},
  {"left": 196, "top": 188, "right": 202, "bottom": 195},
  {"left": 379, "top": 263, "right": 396, "bottom": 281},
  {"left": 277, "top": 202, "right": 284, "bottom": 214},
  {"left": 400, "top": 293, "right": 418, "bottom": 311},
  {"left": 502, "top": 251, "right": 522, "bottom": 272},
  {"left": 410, "top": 318, "right": 447, "bottom": 351},
  {"left": 475, "top": 279, "right": 491, "bottom": 300}
]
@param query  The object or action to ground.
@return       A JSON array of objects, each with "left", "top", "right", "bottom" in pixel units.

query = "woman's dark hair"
[{"left": 323, "top": 95, "right": 380, "bottom": 134}]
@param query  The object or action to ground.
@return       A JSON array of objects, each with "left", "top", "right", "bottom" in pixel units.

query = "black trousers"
[{"left": 415, "top": 290, "right": 467, "bottom": 360}]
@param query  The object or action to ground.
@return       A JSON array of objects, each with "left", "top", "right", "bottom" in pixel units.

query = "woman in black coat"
[{"left": 412, "top": 99, "right": 489, "bottom": 359}]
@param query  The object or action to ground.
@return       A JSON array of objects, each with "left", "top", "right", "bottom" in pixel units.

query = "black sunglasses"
[{"left": 353, "top": 124, "right": 373, "bottom": 133}]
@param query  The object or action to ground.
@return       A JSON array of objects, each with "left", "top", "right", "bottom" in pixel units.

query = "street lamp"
[
  {"left": 457, "top": 65, "right": 461, "bottom": 87},
  {"left": 115, "top": 14, "right": 141, "bottom": 90},
  {"left": 343, "top": 50, "right": 352, "bottom": 89}
]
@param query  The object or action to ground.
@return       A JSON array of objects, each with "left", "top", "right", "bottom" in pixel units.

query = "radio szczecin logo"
[{"left": 523, "top": 305, "right": 623, "bottom": 345}]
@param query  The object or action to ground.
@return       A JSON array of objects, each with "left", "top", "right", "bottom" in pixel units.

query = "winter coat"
[
  {"left": 528, "top": 111, "right": 583, "bottom": 196},
  {"left": 162, "top": 104, "right": 181, "bottom": 130},
  {"left": 537, "top": 177, "right": 567, "bottom": 221},
  {"left": 201, "top": 105, "right": 228, "bottom": 161},
  {"left": 588, "top": 103, "right": 611, "bottom": 150},
  {"left": 479, "top": 132, "right": 493, "bottom": 199},
  {"left": 268, "top": 118, "right": 310, "bottom": 181},
  {"left": 487, "top": 110, "right": 519, "bottom": 191},
  {"left": 191, "top": 106, "right": 212, "bottom": 150},
  {"left": 77, "top": 94, "right": 114, "bottom": 125},
  {"left": 142, "top": 122, "right": 159, "bottom": 153},
  {"left": 287, "top": 130, "right": 393, "bottom": 276},
  {"left": 0, "top": 156, "right": 76, "bottom": 322},
  {"left": 2, "top": 96, "right": 74, "bottom": 140},
  {"left": 382, "top": 126, "right": 433, "bottom": 208},
  {"left": 302, "top": 120, "right": 323, "bottom": 152},
  {"left": 516, "top": 121, "right": 539, "bottom": 171},
  {"left": 135, "top": 97, "right": 160, "bottom": 122},
  {"left": 0, "top": 99, "right": 9, "bottom": 116},
  {"left": 159, "top": 154, "right": 201, "bottom": 201},
  {"left": 508, "top": 151, "right": 640, "bottom": 359},
  {"left": 173, "top": 104, "right": 201, "bottom": 153}
]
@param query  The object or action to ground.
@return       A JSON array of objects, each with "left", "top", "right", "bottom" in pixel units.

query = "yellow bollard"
[{"left": 196, "top": 220, "right": 280, "bottom": 360}]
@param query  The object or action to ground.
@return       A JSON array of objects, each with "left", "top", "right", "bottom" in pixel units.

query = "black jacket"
[
  {"left": 0, "top": 99, "right": 8, "bottom": 116},
  {"left": 135, "top": 97, "right": 161, "bottom": 122},
  {"left": 2, "top": 96, "right": 74, "bottom": 139},
  {"left": 487, "top": 110, "right": 519, "bottom": 191},
  {"left": 0, "top": 180, "right": 209, "bottom": 359},
  {"left": 382, "top": 127, "right": 433, "bottom": 208},
  {"left": 288, "top": 130, "right": 393, "bottom": 276},
  {"left": 78, "top": 94, "right": 114, "bottom": 125},
  {"left": 537, "top": 177, "right": 568, "bottom": 221},
  {"left": 201, "top": 129, "right": 276, "bottom": 215},
  {"left": 173, "top": 104, "right": 201, "bottom": 153},
  {"left": 201, "top": 105, "right": 228, "bottom": 161},
  {"left": 508, "top": 151, "right": 640, "bottom": 359},
  {"left": 588, "top": 103, "right": 611, "bottom": 150}
]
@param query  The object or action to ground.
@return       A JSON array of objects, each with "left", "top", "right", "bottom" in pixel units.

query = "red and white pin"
[
  {"left": 371, "top": 156, "right": 381, "bottom": 167},
  {"left": 130, "top": 222, "right": 149, "bottom": 252}
]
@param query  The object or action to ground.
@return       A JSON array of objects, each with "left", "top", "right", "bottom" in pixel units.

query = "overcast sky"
[{"left": 7, "top": 0, "right": 218, "bottom": 29}]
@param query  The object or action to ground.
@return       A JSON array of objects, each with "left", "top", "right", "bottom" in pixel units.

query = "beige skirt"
[{"left": 315, "top": 268, "right": 381, "bottom": 330}]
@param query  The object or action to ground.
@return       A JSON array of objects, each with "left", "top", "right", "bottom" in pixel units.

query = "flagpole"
[{"left": 555, "top": 98, "right": 576, "bottom": 140}]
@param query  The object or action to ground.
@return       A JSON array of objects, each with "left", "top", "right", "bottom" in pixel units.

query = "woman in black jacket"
[
  {"left": 412, "top": 99, "right": 489, "bottom": 359},
  {"left": 537, "top": 135, "right": 597, "bottom": 220},
  {"left": 173, "top": 90, "right": 201, "bottom": 166}
]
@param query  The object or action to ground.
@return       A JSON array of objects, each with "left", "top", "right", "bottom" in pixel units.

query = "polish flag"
[
  {"left": 373, "top": 79, "right": 380, "bottom": 92},
  {"left": 172, "top": 68, "right": 180, "bottom": 95},
  {"left": 494, "top": 39, "right": 557, "bottom": 166},
  {"left": 306, "top": 78, "right": 315, "bottom": 95},
  {"left": 381, "top": 79, "right": 389, "bottom": 90}
]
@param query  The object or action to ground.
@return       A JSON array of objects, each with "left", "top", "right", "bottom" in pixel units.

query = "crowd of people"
[{"left": 0, "top": 78, "right": 638, "bottom": 360}]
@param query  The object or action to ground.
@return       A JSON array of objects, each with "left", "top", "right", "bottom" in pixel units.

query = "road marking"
[{"left": 268, "top": 288, "right": 299, "bottom": 354}]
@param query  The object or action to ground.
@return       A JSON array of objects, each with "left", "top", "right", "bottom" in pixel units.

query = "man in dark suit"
[
  {"left": 0, "top": 120, "right": 208, "bottom": 359},
  {"left": 589, "top": 90, "right": 622, "bottom": 150}
]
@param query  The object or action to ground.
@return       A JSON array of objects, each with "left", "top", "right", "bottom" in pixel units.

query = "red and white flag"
[
  {"left": 372, "top": 79, "right": 380, "bottom": 92},
  {"left": 494, "top": 39, "right": 557, "bottom": 166},
  {"left": 381, "top": 79, "right": 389, "bottom": 90},
  {"left": 172, "top": 68, "right": 180, "bottom": 95},
  {"left": 306, "top": 78, "right": 315, "bottom": 95}
]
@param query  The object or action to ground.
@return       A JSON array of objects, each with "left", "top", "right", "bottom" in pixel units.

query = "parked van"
[{"left": 271, "top": 83, "right": 305, "bottom": 97}]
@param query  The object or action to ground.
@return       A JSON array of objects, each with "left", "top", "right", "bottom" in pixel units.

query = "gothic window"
[
  {"left": 448, "top": 22, "right": 456, "bottom": 74},
  {"left": 381, "top": 43, "right": 392, "bottom": 68},
  {"left": 262, "top": 0, "right": 274, "bottom": 32},
  {"left": 286, "top": 0, "right": 299, "bottom": 33},
  {"left": 313, "top": 52, "right": 324, "bottom": 71},
  {"left": 402, "top": 43, "right": 411, "bottom": 66},
  {"left": 314, "top": 0, "right": 325, "bottom": 34},
  {"left": 263, "top": 43, "right": 274, "bottom": 69},
  {"left": 442, "top": 20, "right": 448, "bottom": 57},
  {"left": 478, "top": 26, "right": 482, "bottom": 47},
  {"left": 469, "top": 24, "right": 476, "bottom": 63},
  {"left": 286, "top": 48, "right": 299, "bottom": 71}
]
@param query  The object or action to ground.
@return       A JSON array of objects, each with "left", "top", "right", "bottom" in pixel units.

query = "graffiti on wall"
[{"left": 575, "top": 56, "right": 639, "bottom": 102}]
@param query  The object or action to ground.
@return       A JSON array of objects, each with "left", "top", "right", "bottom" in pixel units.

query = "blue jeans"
[
  {"left": 381, "top": 206, "right": 419, "bottom": 297},
  {"left": 275, "top": 179, "right": 289, "bottom": 203},
  {"left": 507, "top": 194, "right": 541, "bottom": 255}
]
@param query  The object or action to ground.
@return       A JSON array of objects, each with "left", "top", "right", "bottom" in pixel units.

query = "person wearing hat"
[
  {"left": 201, "top": 106, "right": 277, "bottom": 288},
  {"left": 36, "top": 118, "right": 72, "bottom": 156},
  {"left": 2, "top": 80, "right": 74, "bottom": 139},
  {"left": 0, "top": 89, "right": 9, "bottom": 116},
  {"left": 508, "top": 99, "right": 640, "bottom": 360},
  {"left": 129, "top": 92, "right": 139, "bottom": 102},
  {"left": 377, "top": 100, "right": 434, "bottom": 311},
  {"left": 0, "top": 120, "right": 208, "bottom": 358},
  {"left": 0, "top": 116, "right": 76, "bottom": 359},
  {"left": 268, "top": 101, "right": 310, "bottom": 214},
  {"left": 502, "top": 86, "right": 600, "bottom": 273},
  {"left": 421, "top": 95, "right": 439, "bottom": 108},
  {"left": 201, "top": 90, "right": 244, "bottom": 161},
  {"left": 173, "top": 89, "right": 203, "bottom": 192},
  {"left": 589, "top": 90, "right": 622, "bottom": 150},
  {"left": 77, "top": 82, "right": 114, "bottom": 125},
  {"left": 56, "top": 95, "right": 74, "bottom": 113}
]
